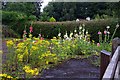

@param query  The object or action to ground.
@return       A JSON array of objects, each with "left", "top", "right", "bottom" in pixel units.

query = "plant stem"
[
  {"left": 104, "top": 34, "right": 107, "bottom": 43},
  {"left": 111, "top": 27, "right": 118, "bottom": 41}
]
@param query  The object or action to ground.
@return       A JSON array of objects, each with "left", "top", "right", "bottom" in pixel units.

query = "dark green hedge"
[
  {"left": 10, "top": 18, "right": 120, "bottom": 42},
  {"left": 2, "top": 25, "right": 20, "bottom": 38}
]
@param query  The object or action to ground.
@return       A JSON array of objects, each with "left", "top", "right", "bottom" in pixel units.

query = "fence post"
[
  {"left": 100, "top": 50, "right": 110, "bottom": 79},
  {"left": 111, "top": 37, "right": 120, "bottom": 59}
]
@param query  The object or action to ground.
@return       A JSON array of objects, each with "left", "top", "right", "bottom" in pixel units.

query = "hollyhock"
[
  {"left": 98, "top": 31, "right": 101, "bottom": 35},
  {"left": 23, "top": 30, "right": 27, "bottom": 34},
  {"left": 30, "top": 26, "right": 33, "bottom": 33},
  {"left": 97, "top": 43, "right": 100, "bottom": 47},
  {"left": 40, "top": 37, "right": 44, "bottom": 40},
  {"left": 104, "top": 30, "right": 107, "bottom": 35},
  {"left": 106, "top": 26, "right": 110, "bottom": 29},
  {"left": 39, "top": 34, "right": 41, "bottom": 37}
]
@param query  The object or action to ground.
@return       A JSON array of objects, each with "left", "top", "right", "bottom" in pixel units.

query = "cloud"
[{"left": 41, "top": 0, "right": 52, "bottom": 12}]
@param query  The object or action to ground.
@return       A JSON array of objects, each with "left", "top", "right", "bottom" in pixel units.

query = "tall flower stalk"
[
  {"left": 104, "top": 30, "right": 107, "bottom": 43},
  {"left": 23, "top": 25, "right": 27, "bottom": 40},
  {"left": 106, "top": 26, "right": 110, "bottom": 42},
  {"left": 98, "top": 31, "right": 102, "bottom": 43},
  {"left": 111, "top": 24, "right": 119, "bottom": 41}
]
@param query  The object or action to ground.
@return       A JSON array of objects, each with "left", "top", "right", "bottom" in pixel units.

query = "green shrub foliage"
[
  {"left": 49, "top": 17, "right": 56, "bottom": 22},
  {"left": 10, "top": 18, "right": 119, "bottom": 42},
  {"left": 27, "top": 15, "right": 37, "bottom": 21},
  {"left": 2, "top": 11, "right": 27, "bottom": 24}
]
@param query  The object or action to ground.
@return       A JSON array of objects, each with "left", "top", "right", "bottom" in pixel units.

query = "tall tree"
[
  {"left": 42, "top": 2, "right": 119, "bottom": 21},
  {"left": 34, "top": 0, "right": 43, "bottom": 21},
  {"left": 2, "top": 2, "right": 43, "bottom": 20},
  {"left": 2, "top": 2, "right": 35, "bottom": 16}
]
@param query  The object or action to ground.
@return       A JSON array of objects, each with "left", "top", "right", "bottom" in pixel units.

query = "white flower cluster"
[{"left": 57, "top": 24, "right": 90, "bottom": 41}]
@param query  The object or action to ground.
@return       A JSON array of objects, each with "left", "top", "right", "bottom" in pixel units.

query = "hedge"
[
  {"left": 2, "top": 25, "right": 20, "bottom": 38},
  {"left": 10, "top": 18, "right": 120, "bottom": 42}
]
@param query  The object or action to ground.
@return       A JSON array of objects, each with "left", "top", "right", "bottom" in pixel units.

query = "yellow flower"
[
  {"left": 34, "top": 68, "right": 39, "bottom": 75},
  {"left": 31, "top": 46, "right": 39, "bottom": 51},
  {"left": 0, "top": 74, "right": 13, "bottom": 78},
  {"left": 46, "top": 61, "right": 49, "bottom": 64},
  {"left": 23, "top": 66, "right": 39, "bottom": 76},
  {"left": 17, "top": 54, "right": 23, "bottom": 61},
  {"left": 29, "top": 34, "right": 32, "bottom": 38},
  {"left": 30, "top": 70, "right": 34, "bottom": 75},
  {"left": 17, "top": 43, "right": 24, "bottom": 48},
  {"left": 41, "top": 54, "right": 45, "bottom": 57},
  {"left": 6, "top": 40, "right": 14, "bottom": 48},
  {"left": 23, "top": 65, "right": 30, "bottom": 70},
  {"left": 7, "top": 75, "right": 13, "bottom": 78},
  {"left": 2, "top": 74, "right": 7, "bottom": 77},
  {"left": 16, "top": 49, "right": 22, "bottom": 53},
  {"left": 45, "top": 53, "right": 49, "bottom": 57}
]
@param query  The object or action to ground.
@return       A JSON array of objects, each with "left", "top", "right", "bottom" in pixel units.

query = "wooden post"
[
  {"left": 100, "top": 50, "right": 111, "bottom": 79},
  {"left": 114, "top": 61, "right": 120, "bottom": 80},
  {"left": 102, "top": 46, "right": 120, "bottom": 80},
  {"left": 111, "top": 37, "right": 120, "bottom": 59}
]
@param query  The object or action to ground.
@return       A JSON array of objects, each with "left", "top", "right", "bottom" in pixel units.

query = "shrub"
[
  {"left": 2, "top": 11, "right": 27, "bottom": 24},
  {"left": 10, "top": 18, "right": 119, "bottom": 42},
  {"left": 2, "top": 25, "right": 20, "bottom": 38},
  {"left": 40, "top": 12, "right": 50, "bottom": 21},
  {"left": 27, "top": 15, "right": 37, "bottom": 21},
  {"left": 49, "top": 17, "right": 56, "bottom": 22}
]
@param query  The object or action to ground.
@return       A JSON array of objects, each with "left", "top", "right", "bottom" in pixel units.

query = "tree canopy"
[
  {"left": 2, "top": 1, "right": 43, "bottom": 20},
  {"left": 42, "top": 2, "right": 120, "bottom": 21},
  {"left": 2, "top": 2, "right": 120, "bottom": 22}
]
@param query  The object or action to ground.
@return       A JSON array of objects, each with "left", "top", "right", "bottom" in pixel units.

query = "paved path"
[
  {"left": 2, "top": 40, "right": 8, "bottom": 63},
  {"left": 41, "top": 58, "right": 100, "bottom": 80}
]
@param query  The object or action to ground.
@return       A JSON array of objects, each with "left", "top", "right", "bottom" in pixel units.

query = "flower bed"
[{"left": 2, "top": 23, "right": 119, "bottom": 79}]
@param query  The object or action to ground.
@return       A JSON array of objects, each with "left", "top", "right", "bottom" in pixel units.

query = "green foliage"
[
  {"left": 94, "top": 14, "right": 112, "bottom": 20},
  {"left": 3, "top": 2, "right": 35, "bottom": 16},
  {"left": 43, "top": 2, "right": 119, "bottom": 21},
  {"left": 3, "top": 23, "right": 113, "bottom": 78},
  {"left": 27, "top": 15, "right": 37, "bottom": 21},
  {"left": 49, "top": 17, "right": 56, "bottom": 22},
  {"left": 10, "top": 18, "right": 119, "bottom": 42},
  {"left": 2, "top": 25, "right": 20, "bottom": 38},
  {"left": 3, "top": 29, "right": 111, "bottom": 78},
  {"left": 40, "top": 12, "right": 50, "bottom": 21},
  {"left": 2, "top": 10, "right": 27, "bottom": 24},
  {"left": 94, "top": 14, "right": 101, "bottom": 20}
]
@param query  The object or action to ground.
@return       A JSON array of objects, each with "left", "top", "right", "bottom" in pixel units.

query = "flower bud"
[{"left": 116, "top": 24, "right": 119, "bottom": 28}]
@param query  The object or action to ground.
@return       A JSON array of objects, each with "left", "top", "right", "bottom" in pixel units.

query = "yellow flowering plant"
[
  {"left": 23, "top": 65, "right": 39, "bottom": 77},
  {"left": 3, "top": 24, "right": 112, "bottom": 78}
]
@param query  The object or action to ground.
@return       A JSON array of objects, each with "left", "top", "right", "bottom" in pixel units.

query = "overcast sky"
[{"left": 41, "top": 0, "right": 52, "bottom": 12}]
